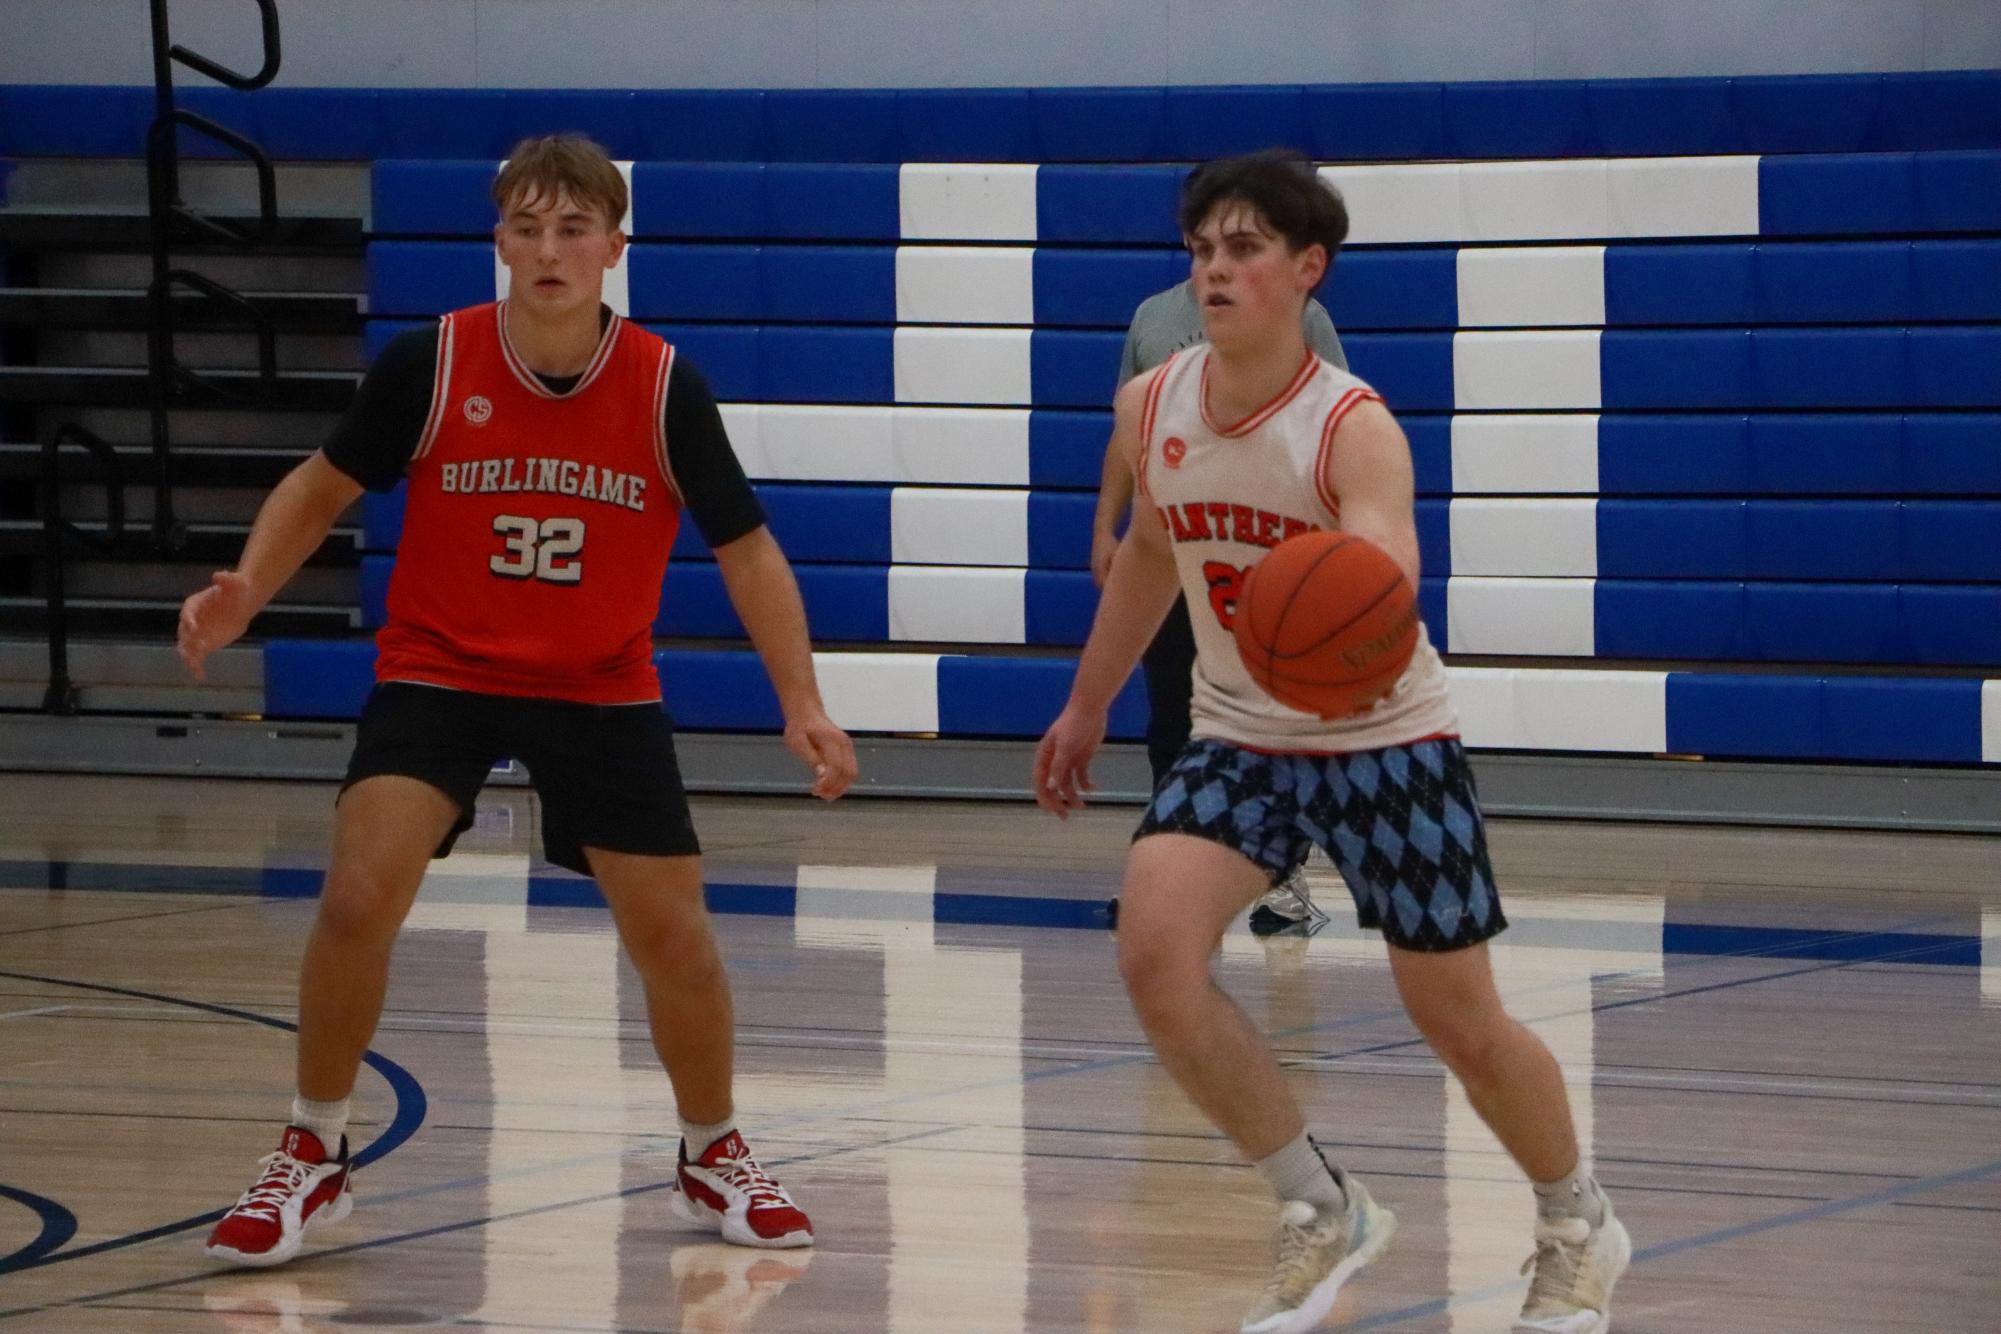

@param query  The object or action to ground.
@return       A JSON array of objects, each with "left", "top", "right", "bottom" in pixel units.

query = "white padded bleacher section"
[
  {"left": 889, "top": 568, "right": 1027, "bottom": 644},
  {"left": 893, "top": 329, "right": 1033, "bottom": 404},
  {"left": 1323, "top": 157, "right": 1761, "bottom": 244},
  {"left": 896, "top": 247, "right": 1034, "bottom": 325},
  {"left": 1448, "top": 667, "right": 1669, "bottom": 753},
  {"left": 891, "top": 488, "right": 1029, "bottom": 566},
  {"left": 1449, "top": 500, "right": 1597, "bottom": 578},
  {"left": 1986, "top": 681, "right": 2001, "bottom": 764},
  {"left": 1456, "top": 247, "right": 1607, "bottom": 327},
  {"left": 721, "top": 406, "right": 1031, "bottom": 486},
  {"left": 1453, "top": 332, "right": 1602, "bottom": 409},
  {"left": 815, "top": 651, "right": 942, "bottom": 733},
  {"left": 1447, "top": 579, "right": 1597, "bottom": 657},
  {"left": 898, "top": 164, "right": 1039, "bottom": 241},
  {"left": 1449, "top": 416, "right": 1599, "bottom": 493}
]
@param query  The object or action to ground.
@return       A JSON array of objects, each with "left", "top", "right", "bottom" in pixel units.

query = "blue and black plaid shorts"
[{"left": 1134, "top": 736, "right": 1506, "bottom": 952}]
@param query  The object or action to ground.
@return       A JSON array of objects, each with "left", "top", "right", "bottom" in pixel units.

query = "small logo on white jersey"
[
  {"left": 463, "top": 395, "right": 494, "bottom": 426},
  {"left": 1163, "top": 436, "right": 1188, "bottom": 469}
]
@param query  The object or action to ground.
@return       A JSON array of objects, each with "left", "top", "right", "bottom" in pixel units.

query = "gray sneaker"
[
  {"left": 1513, "top": 1203, "right": 1631, "bottom": 1333},
  {"left": 1249, "top": 868, "right": 1328, "bottom": 935},
  {"left": 1240, "top": 1170, "right": 1396, "bottom": 1334}
]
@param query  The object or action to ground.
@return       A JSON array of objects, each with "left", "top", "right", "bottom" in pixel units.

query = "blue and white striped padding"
[
  {"left": 371, "top": 152, "right": 2001, "bottom": 243},
  {"left": 261, "top": 639, "right": 2001, "bottom": 766},
  {"left": 369, "top": 238, "right": 2001, "bottom": 329},
  {"left": 364, "top": 316, "right": 2001, "bottom": 412}
]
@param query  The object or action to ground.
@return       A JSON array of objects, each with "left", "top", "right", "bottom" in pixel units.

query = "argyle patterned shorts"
[{"left": 1134, "top": 736, "right": 1507, "bottom": 952}]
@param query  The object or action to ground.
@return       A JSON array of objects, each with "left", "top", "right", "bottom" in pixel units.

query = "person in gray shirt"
[{"left": 1091, "top": 278, "right": 1345, "bottom": 932}]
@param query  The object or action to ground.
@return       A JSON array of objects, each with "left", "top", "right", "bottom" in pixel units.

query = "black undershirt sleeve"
[
  {"left": 663, "top": 356, "right": 767, "bottom": 548},
  {"left": 320, "top": 325, "right": 439, "bottom": 492}
]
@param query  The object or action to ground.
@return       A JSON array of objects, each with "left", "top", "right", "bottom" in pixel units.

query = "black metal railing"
[
  {"left": 40, "top": 0, "right": 281, "bottom": 712},
  {"left": 40, "top": 425, "right": 126, "bottom": 714}
]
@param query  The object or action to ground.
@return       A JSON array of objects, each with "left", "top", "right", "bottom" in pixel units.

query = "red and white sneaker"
[
  {"left": 204, "top": 1126, "right": 353, "bottom": 1267},
  {"left": 671, "top": 1130, "right": 813, "bottom": 1249}
]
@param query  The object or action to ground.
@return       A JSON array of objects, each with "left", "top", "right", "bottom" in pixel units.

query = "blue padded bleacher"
[
  {"left": 20, "top": 69, "right": 1989, "bottom": 765},
  {"left": 10, "top": 71, "right": 2000, "bottom": 162}
]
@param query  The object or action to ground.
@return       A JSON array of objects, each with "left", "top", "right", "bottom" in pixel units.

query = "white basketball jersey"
[{"left": 1136, "top": 344, "right": 1458, "bottom": 753}]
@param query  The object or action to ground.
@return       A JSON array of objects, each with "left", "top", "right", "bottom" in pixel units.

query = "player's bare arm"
[
  {"left": 713, "top": 524, "right": 858, "bottom": 800},
  {"left": 1089, "top": 422, "right": 1137, "bottom": 588},
  {"left": 1321, "top": 398, "right": 1421, "bottom": 590},
  {"left": 1034, "top": 373, "right": 1183, "bottom": 817},
  {"left": 177, "top": 451, "right": 363, "bottom": 682}
]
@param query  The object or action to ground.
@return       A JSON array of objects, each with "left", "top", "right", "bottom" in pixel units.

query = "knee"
[
  {"left": 1411, "top": 1004, "right": 1511, "bottom": 1078},
  {"left": 1117, "top": 926, "right": 1206, "bottom": 1024},
  {"left": 621, "top": 909, "right": 719, "bottom": 983},
  {"left": 314, "top": 868, "right": 407, "bottom": 949}
]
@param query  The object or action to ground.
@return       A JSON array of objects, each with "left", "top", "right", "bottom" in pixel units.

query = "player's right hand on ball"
[
  {"left": 1033, "top": 704, "right": 1105, "bottom": 819},
  {"left": 177, "top": 570, "right": 258, "bottom": 683}
]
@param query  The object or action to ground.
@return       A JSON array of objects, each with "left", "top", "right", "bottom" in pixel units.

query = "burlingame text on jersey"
[{"left": 437, "top": 457, "right": 649, "bottom": 513}]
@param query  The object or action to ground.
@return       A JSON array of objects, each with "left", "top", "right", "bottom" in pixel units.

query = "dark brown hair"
[{"left": 1178, "top": 149, "right": 1349, "bottom": 271}]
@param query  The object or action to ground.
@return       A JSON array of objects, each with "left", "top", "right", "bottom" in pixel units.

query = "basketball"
[{"left": 1232, "top": 530, "right": 1420, "bottom": 719}]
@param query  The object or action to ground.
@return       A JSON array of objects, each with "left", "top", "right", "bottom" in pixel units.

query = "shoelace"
[
  {"left": 707, "top": 1155, "right": 791, "bottom": 1211},
  {"left": 229, "top": 1151, "right": 317, "bottom": 1223},
  {"left": 1260, "top": 1213, "right": 1337, "bottom": 1299},
  {"left": 1521, "top": 1228, "right": 1601, "bottom": 1311}
]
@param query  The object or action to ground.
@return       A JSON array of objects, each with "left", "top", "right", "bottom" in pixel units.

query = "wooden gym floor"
[{"left": 1, "top": 772, "right": 1997, "bottom": 1331}]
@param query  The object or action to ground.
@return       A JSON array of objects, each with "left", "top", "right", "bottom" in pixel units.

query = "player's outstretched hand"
[
  {"left": 1033, "top": 704, "right": 1105, "bottom": 819},
  {"left": 177, "top": 570, "right": 258, "bottom": 683},
  {"left": 785, "top": 709, "right": 858, "bottom": 801}
]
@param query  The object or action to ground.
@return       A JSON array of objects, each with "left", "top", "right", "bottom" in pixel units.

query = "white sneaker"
[
  {"left": 1240, "top": 1170, "right": 1396, "bottom": 1334},
  {"left": 1249, "top": 868, "right": 1328, "bottom": 935},
  {"left": 1514, "top": 1204, "right": 1631, "bottom": 1333}
]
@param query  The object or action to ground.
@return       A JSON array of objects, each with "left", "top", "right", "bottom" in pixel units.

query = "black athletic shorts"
[{"left": 341, "top": 682, "right": 701, "bottom": 875}]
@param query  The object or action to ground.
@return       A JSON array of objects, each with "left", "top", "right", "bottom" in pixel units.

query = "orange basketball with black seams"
[{"left": 1231, "top": 529, "right": 1420, "bottom": 720}]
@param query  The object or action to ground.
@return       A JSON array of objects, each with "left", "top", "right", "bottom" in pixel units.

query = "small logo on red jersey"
[
  {"left": 463, "top": 395, "right": 494, "bottom": 426},
  {"left": 1162, "top": 436, "right": 1187, "bottom": 469}
]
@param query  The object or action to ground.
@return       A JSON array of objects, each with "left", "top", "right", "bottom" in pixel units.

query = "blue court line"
[
  {"left": 0, "top": 1186, "right": 75, "bottom": 1271},
  {"left": 0, "top": 1123, "right": 957, "bottom": 1326},
  {"left": 1344, "top": 1150, "right": 2001, "bottom": 1330},
  {"left": 1, "top": 857, "right": 1983, "bottom": 961},
  {"left": 0, "top": 970, "right": 428, "bottom": 1278}
]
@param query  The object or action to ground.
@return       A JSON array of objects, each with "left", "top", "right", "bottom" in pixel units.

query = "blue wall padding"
[
  {"left": 1415, "top": 500, "right": 1449, "bottom": 578},
  {"left": 1306, "top": 83, "right": 1449, "bottom": 159},
  {"left": 1026, "top": 493, "right": 1099, "bottom": 570},
  {"left": 657, "top": 650, "right": 785, "bottom": 730},
  {"left": 1031, "top": 331, "right": 1127, "bottom": 408},
  {"left": 1025, "top": 570, "right": 1099, "bottom": 646},
  {"left": 8, "top": 75, "right": 2000, "bottom": 163},
  {"left": 1665, "top": 673, "right": 1984, "bottom": 763},
  {"left": 1033, "top": 250, "right": 1184, "bottom": 328},
  {"left": 1029, "top": 411, "right": 1114, "bottom": 489},
  {"left": 936, "top": 655, "right": 1149, "bottom": 739},
  {"left": 1037, "top": 167, "right": 1186, "bottom": 245},
  {"left": 1443, "top": 81, "right": 1597, "bottom": 158}
]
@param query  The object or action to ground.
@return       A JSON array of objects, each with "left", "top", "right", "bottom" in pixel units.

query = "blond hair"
[{"left": 492, "top": 134, "right": 627, "bottom": 228}]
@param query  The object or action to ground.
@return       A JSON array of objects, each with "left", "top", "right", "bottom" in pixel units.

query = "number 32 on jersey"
[{"left": 490, "top": 514, "right": 584, "bottom": 584}]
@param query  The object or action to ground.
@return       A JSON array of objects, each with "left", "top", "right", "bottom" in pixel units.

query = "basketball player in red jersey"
[
  {"left": 1035, "top": 152, "right": 1628, "bottom": 1333},
  {"left": 180, "top": 136, "right": 854, "bottom": 1266}
]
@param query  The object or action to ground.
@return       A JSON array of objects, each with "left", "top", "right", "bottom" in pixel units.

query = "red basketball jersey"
[{"left": 375, "top": 302, "right": 683, "bottom": 703}]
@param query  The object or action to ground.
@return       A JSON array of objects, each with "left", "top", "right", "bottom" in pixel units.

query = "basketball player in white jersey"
[{"left": 1034, "top": 152, "right": 1629, "bottom": 1334}]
